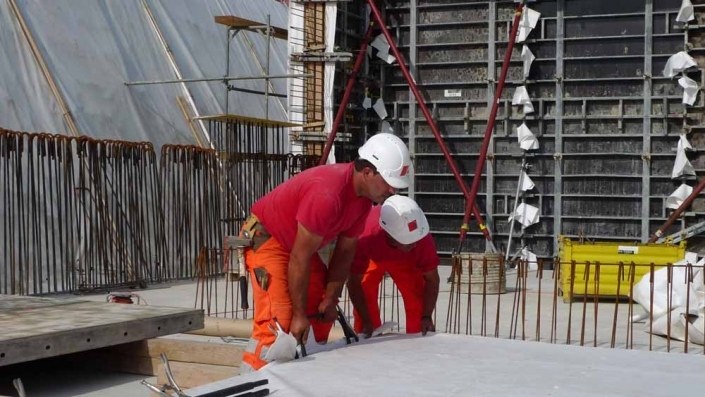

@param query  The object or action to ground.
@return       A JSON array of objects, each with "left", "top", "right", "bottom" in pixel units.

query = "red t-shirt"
[
  {"left": 251, "top": 162, "right": 372, "bottom": 251},
  {"left": 351, "top": 205, "right": 440, "bottom": 274}
]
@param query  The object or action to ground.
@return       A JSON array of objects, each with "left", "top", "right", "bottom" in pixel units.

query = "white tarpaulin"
[
  {"left": 516, "top": 7, "right": 540, "bottom": 43},
  {"left": 517, "top": 123, "right": 539, "bottom": 150},
  {"left": 519, "top": 170, "right": 535, "bottom": 192},
  {"left": 677, "top": 0, "right": 695, "bottom": 23},
  {"left": 322, "top": 2, "right": 337, "bottom": 163},
  {"left": 666, "top": 183, "right": 694, "bottom": 210},
  {"left": 187, "top": 333, "right": 705, "bottom": 397},
  {"left": 509, "top": 202, "right": 540, "bottom": 227},
  {"left": 663, "top": 51, "right": 697, "bottom": 78},
  {"left": 512, "top": 86, "right": 534, "bottom": 114},
  {"left": 1, "top": 0, "right": 289, "bottom": 150},
  {"left": 522, "top": 45, "right": 535, "bottom": 78},
  {"left": 672, "top": 137, "right": 696, "bottom": 178},
  {"left": 631, "top": 255, "right": 705, "bottom": 345},
  {"left": 679, "top": 75, "right": 699, "bottom": 105},
  {"left": 287, "top": 0, "right": 305, "bottom": 155}
]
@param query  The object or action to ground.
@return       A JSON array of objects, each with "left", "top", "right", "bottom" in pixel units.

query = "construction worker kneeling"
[
  {"left": 348, "top": 195, "right": 441, "bottom": 338},
  {"left": 239, "top": 133, "right": 413, "bottom": 373}
]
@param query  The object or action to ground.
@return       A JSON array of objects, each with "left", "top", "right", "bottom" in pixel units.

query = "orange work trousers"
[
  {"left": 352, "top": 259, "right": 426, "bottom": 334},
  {"left": 240, "top": 237, "right": 333, "bottom": 373}
]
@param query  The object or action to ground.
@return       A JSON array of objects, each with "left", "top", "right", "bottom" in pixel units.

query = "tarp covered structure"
[
  {"left": 0, "top": 0, "right": 291, "bottom": 295},
  {"left": 0, "top": 0, "right": 289, "bottom": 149}
]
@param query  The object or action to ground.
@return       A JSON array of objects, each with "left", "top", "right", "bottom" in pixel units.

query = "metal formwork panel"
[{"left": 380, "top": 0, "right": 703, "bottom": 258}]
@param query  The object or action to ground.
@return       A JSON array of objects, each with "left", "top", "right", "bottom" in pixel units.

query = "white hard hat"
[
  {"left": 358, "top": 133, "right": 412, "bottom": 189},
  {"left": 379, "top": 195, "right": 430, "bottom": 245}
]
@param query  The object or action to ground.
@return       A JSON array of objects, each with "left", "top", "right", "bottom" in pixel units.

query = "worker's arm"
[
  {"left": 346, "top": 273, "right": 374, "bottom": 338},
  {"left": 420, "top": 267, "right": 440, "bottom": 336},
  {"left": 318, "top": 235, "right": 358, "bottom": 321},
  {"left": 289, "top": 223, "right": 324, "bottom": 343}
]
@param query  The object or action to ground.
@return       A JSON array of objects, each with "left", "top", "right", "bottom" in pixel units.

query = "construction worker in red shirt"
[
  {"left": 348, "top": 194, "right": 440, "bottom": 338},
  {"left": 238, "top": 133, "right": 413, "bottom": 373}
]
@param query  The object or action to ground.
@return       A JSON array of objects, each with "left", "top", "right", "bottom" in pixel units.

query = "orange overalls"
[
  {"left": 239, "top": 216, "right": 333, "bottom": 373},
  {"left": 352, "top": 258, "right": 426, "bottom": 334}
]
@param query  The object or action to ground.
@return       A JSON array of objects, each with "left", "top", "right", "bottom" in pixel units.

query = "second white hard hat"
[
  {"left": 379, "top": 195, "right": 430, "bottom": 245},
  {"left": 358, "top": 133, "right": 412, "bottom": 189}
]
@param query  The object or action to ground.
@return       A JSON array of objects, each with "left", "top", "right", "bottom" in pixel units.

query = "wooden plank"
[
  {"left": 214, "top": 16, "right": 288, "bottom": 40},
  {"left": 156, "top": 361, "right": 237, "bottom": 389},
  {"left": 197, "top": 114, "right": 301, "bottom": 128},
  {"left": 101, "top": 338, "right": 245, "bottom": 367}
]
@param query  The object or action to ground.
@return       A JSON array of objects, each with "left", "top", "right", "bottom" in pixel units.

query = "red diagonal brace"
[
  {"left": 648, "top": 177, "right": 705, "bottom": 243},
  {"left": 320, "top": 26, "right": 376, "bottom": 166},
  {"left": 461, "top": 2, "right": 524, "bottom": 244},
  {"left": 366, "top": 0, "right": 493, "bottom": 247}
]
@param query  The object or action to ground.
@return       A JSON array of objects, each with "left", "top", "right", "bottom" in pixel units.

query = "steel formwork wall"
[
  {"left": 333, "top": 0, "right": 373, "bottom": 161},
  {"left": 373, "top": 0, "right": 705, "bottom": 258}
]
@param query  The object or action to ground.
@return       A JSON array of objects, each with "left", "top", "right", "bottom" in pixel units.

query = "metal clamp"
[
  {"left": 141, "top": 353, "right": 271, "bottom": 397},
  {"left": 140, "top": 353, "right": 188, "bottom": 397},
  {"left": 13, "top": 378, "right": 26, "bottom": 397},
  {"left": 336, "top": 305, "right": 359, "bottom": 344}
]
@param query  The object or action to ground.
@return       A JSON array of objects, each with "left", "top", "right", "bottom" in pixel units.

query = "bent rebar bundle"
[
  {"left": 0, "top": 129, "right": 162, "bottom": 294},
  {"left": 1, "top": 117, "right": 310, "bottom": 296},
  {"left": 191, "top": 117, "right": 320, "bottom": 317}
]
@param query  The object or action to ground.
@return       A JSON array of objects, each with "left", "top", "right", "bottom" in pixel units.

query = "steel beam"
[
  {"left": 486, "top": 0, "right": 496, "bottom": 251},
  {"left": 642, "top": 0, "right": 653, "bottom": 242},
  {"left": 554, "top": 0, "right": 564, "bottom": 254},
  {"left": 408, "top": 0, "right": 417, "bottom": 200},
  {"left": 125, "top": 74, "right": 312, "bottom": 86}
]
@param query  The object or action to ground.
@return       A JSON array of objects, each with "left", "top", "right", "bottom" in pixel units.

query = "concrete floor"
[{"left": 2, "top": 264, "right": 703, "bottom": 396}]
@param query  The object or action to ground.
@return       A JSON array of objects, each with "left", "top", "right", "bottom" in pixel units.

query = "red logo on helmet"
[
  {"left": 400, "top": 165, "right": 409, "bottom": 177},
  {"left": 407, "top": 220, "right": 418, "bottom": 232}
]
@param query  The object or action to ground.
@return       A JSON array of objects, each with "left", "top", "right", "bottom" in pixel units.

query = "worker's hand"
[
  {"left": 290, "top": 313, "right": 311, "bottom": 344},
  {"left": 421, "top": 316, "right": 435, "bottom": 336},
  {"left": 317, "top": 296, "right": 338, "bottom": 323},
  {"left": 361, "top": 322, "right": 374, "bottom": 339}
]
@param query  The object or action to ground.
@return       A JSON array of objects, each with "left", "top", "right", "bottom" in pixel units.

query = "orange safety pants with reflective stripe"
[
  {"left": 240, "top": 237, "right": 333, "bottom": 372},
  {"left": 352, "top": 259, "right": 426, "bottom": 334}
]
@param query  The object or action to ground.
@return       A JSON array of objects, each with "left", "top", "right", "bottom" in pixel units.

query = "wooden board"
[
  {"left": 0, "top": 295, "right": 203, "bottom": 367},
  {"left": 100, "top": 338, "right": 245, "bottom": 367},
  {"left": 197, "top": 114, "right": 301, "bottom": 128},
  {"left": 214, "top": 16, "right": 288, "bottom": 40}
]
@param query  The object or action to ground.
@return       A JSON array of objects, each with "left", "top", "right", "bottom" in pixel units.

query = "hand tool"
[
  {"left": 253, "top": 267, "right": 269, "bottom": 291},
  {"left": 224, "top": 235, "right": 253, "bottom": 309},
  {"left": 336, "top": 305, "right": 359, "bottom": 344}
]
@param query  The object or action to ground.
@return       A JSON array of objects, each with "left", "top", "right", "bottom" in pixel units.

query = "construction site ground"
[{"left": 1, "top": 264, "right": 704, "bottom": 396}]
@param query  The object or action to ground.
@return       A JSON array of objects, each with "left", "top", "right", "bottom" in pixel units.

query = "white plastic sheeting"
[
  {"left": 631, "top": 255, "right": 705, "bottom": 345},
  {"left": 287, "top": 1, "right": 305, "bottom": 155},
  {"left": 323, "top": 2, "right": 338, "bottom": 164},
  {"left": 186, "top": 333, "right": 705, "bottom": 397},
  {"left": 0, "top": 0, "right": 289, "bottom": 150}
]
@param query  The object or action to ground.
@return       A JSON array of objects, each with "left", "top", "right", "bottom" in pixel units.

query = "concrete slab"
[
  {"left": 0, "top": 295, "right": 203, "bottom": 367},
  {"left": 186, "top": 333, "right": 705, "bottom": 397}
]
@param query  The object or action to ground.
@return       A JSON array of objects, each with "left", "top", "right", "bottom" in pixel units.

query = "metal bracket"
[
  {"left": 13, "top": 379, "right": 26, "bottom": 397},
  {"left": 292, "top": 0, "right": 353, "bottom": 2},
  {"left": 291, "top": 51, "right": 353, "bottom": 62},
  {"left": 291, "top": 130, "right": 353, "bottom": 143},
  {"left": 658, "top": 220, "right": 705, "bottom": 244},
  {"left": 141, "top": 354, "right": 271, "bottom": 397}
]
